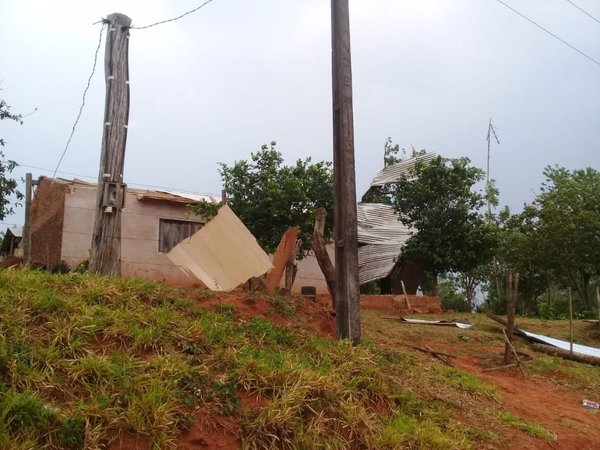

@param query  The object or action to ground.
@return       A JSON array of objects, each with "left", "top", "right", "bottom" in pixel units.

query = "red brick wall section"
[{"left": 31, "top": 177, "right": 67, "bottom": 269}]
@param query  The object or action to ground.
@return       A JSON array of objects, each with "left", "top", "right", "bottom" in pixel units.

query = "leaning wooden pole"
[
  {"left": 90, "top": 13, "right": 132, "bottom": 276},
  {"left": 331, "top": 0, "right": 361, "bottom": 344},
  {"left": 22, "top": 173, "right": 33, "bottom": 265}
]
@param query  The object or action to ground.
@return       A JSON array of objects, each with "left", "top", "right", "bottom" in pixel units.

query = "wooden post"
[
  {"left": 504, "top": 272, "right": 519, "bottom": 364},
  {"left": 331, "top": 0, "right": 361, "bottom": 345},
  {"left": 401, "top": 280, "right": 411, "bottom": 311},
  {"left": 22, "top": 173, "right": 33, "bottom": 265},
  {"left": 311, "top": 208, "right": 336, "bottom": 304},
  {"left": 89, "top": 13, "right": 132, "bottom": 276},
  {"left": 283, "top": 239, "right": 300, "bottom": 294},
  {"left": 568, "top": 287, "right": 573, "bottom": 355},
  {"left": 596, "top": 287, "right": 600, "bottom": 331}
]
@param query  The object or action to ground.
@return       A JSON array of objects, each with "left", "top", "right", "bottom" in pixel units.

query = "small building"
[
  {"left": 30, "top": 177, "right": 219, "bottom": 285},
  {"left": 0, "top": 226, "right": 23, "bottom": 258}
]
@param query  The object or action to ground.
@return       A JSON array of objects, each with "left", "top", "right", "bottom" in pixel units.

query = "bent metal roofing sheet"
[
  {"left": 357, "top": 203, "right": 413, "bottom": 284},
  {"left": 369, "top": 152, "right": 437, "bottom": 187}
]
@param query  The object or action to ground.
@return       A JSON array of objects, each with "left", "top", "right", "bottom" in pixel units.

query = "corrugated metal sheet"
[
  {"left": 53, "top": 177, "right": 220, "bottom": 205},
  {"left": 370, "top": 152, "right": 437, "bottom": 186},
  {"left": 8, "top": 227, "right": 23, "bottom": 238},
  {"left": 522, "top": 330, "right": 600, "bottom": 359},
  {"left": 357, "top": 203, "right": 414, "bottom": 284},
  {"left": 157, "top": 190, "right": 220, "bottom": 204},
  {"left": 358, "top": 243, "right": 402, "bottom": 284},
  {"left": 357, "top": 203, "right": 412, "bottom": 245}
]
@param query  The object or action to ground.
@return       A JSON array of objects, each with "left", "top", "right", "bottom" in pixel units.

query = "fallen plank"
[
  {"left": 530, "top": 343, "right": 600, "bottom": 366},
  {"left": 266, "top": 226, "right": 300, "bottom": 292}
]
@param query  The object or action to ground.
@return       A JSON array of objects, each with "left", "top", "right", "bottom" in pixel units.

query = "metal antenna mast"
[{"left": 486, "top": 119, "right": 500, "bottom": 220}]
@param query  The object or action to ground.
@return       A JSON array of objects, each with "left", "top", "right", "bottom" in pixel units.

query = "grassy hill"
[{"left": 0, "top": 269, "right": 598, "bottom": 449}]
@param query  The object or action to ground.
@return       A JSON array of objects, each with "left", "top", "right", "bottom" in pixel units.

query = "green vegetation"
[
  {"left": 1, "top": 270, "right": 590, "bottom": 448},
  {"left": 215, "top": 142, "right": 334, "bottom": 256},
  {"left": 497, "top": 411, "right": 556, "bottom": 441},
  {"left": 0, "top": 97, "right": 24, "bottom": 220}
]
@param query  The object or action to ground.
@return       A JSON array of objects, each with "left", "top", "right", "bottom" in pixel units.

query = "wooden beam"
[{"left": 311, "top": 208, "right": 336, "bottom": 303}]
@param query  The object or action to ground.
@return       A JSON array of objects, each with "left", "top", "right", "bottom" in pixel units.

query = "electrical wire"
[
  {"left": 495, "top": 0, "right": 600, "bottom": 68},
  {"left": 18, "top": 163, "right": 218, "bottom": 197},
  {"left": 565, "top": 0, "right": 600, "bottom": 25},
  {"left": 53, "top": 23, "right": 106, "bottom": 178},
  {"left": 131, "top": 0, "right": 214, "bottom": 29}
]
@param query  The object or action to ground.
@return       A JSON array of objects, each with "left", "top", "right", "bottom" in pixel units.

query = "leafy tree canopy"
[
  {"left": 216, "top": 142, "right": 334, "bottom": 257},
  {"left": 391, "top": 156, "right": 498, "bottom": 291},
  {"left": 0, "top": 98, "right": 23, "bottom": 220},
  {"left": 535, "top": 166, "right": 600, "bottom": 307}
]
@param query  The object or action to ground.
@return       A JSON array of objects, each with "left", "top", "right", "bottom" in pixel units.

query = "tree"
[
  {"left": 216, "top": 142, "right": 334, "bottom": 256},
  {"left": 391, "top": 156, "right": 497, "bottom": 296},
  {"left": 488, "top": 205, "right": 548, "bottom": 315},
  {"left": 0, "top": 98, "right": 23, "bottom": 220},
  {"left": 534, "top": 166, "right": 600, "bottom": 310}
]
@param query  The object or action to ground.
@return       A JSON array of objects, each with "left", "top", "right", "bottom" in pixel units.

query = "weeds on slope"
[{"left": 0, "top": 270, "right": 503, "bottom": 449}]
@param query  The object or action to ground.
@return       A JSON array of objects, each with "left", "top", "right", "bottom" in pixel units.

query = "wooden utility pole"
[
  {"left": 22, "top": 173, "right": 33, "bottom": 265},
  {"left": 89, "top": 13, "right": 132, "bottom": 276},
  {"left": 331, "top": 0, "right": 361, "bottom": 345}
]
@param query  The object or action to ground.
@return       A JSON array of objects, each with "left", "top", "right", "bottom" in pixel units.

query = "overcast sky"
[{"left": 1, "top": 0, "right": 598, "bottom": 227}]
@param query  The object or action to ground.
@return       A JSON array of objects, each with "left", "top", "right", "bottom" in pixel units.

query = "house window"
[{"left": 158, "top": 219, "right": 203, "bottom": 253}]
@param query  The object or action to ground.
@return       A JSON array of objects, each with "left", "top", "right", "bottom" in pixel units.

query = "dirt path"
[{"left": 457, "top": 355, "right": 600, "bottom": 450}]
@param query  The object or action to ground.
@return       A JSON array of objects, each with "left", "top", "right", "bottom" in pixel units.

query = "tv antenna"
[{"left": 486, "top": 119, "right": 500, "bottom": 220}]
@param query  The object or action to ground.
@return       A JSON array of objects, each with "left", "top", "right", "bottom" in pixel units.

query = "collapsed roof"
[{"left": 357, "top": 152, "right": 436, "bottom": 285}]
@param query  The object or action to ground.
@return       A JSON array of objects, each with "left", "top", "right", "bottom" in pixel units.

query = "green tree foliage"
[
  {"left": 488, "top": 205, "right": 548, "bottom": 315},
  {"left": 391, "top": 156, "right": 497, "bottom": 295},
  {"left": 535, "top": 166, "right": 600, "bottom": 310},
  {"left": 438, "top": 278, "right": 469, "bottom": 312},
  {"left": 0, "top": 99, "right": 23, "bottom": 220},
  {"left": 218, "top": 142, "right": 334, "bottom": 256},
  {"left": 486, "top": 166, "right": 600, "bottom": 318}
]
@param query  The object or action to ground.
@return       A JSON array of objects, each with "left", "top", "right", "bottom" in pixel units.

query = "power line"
[
  {"left": 18, "top": 163, "right": 218, "bottom": 197},
  {"left": 495, "top": 0, "right": 600, "bottom": 68},
  {"left": 565, "top": 0, "right": 600, "bottom": 25},
  {"left": 131, "top": 0, "right": 214, "bottom": 30},
  {"left": 53, "top": 23, "right": 106, "bottom": 178}
]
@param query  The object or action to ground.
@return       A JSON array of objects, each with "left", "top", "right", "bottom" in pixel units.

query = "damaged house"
[{"left": 30, "top": 177, "right": 219, "bottom": 285}]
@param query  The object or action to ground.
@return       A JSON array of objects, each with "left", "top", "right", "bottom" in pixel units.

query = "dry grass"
[{"left": 1, "top": 270, "right": 596, "bottom": 449}]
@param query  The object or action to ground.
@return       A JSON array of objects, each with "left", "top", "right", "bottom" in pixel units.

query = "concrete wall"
[
  {"left": 291, "top": 245, "right": 335, "bottom": 294},
  {"left": 61, "top": 184, "right": 203, "bottom": 285}
]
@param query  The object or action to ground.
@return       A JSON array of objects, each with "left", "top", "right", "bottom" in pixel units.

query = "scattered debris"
[
  {"left": 530, "top": 343, "right": 600, "bottom": 366},
  {"left": 582, "top": 399, "right": 600, "bottom": 410},
  {"left": 486, "top": 313, "right": 600, "bottom": 365},
  {"left": 168, "top": 205, "right": 273, "bottom": 291},
  {"left": 383, "top": 316, "right": 474, "bottom": 329},
  {"left": 502, "top": 328, "right": 526, "bottom": 378},
  {"left": 521, "top": 330, "right": 600, "bottom": 359},
  {"left": 402, "top": 343, "right": 456, "bottom": 365}
]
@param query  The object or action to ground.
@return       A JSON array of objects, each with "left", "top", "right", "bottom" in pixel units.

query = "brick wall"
[{"left": 31, "top": 177, "right": 67, "bottom": 268}]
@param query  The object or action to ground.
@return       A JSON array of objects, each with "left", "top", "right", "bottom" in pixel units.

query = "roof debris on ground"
[{"left": 167, "top": 205, "right": 273, "bottom": 291}]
